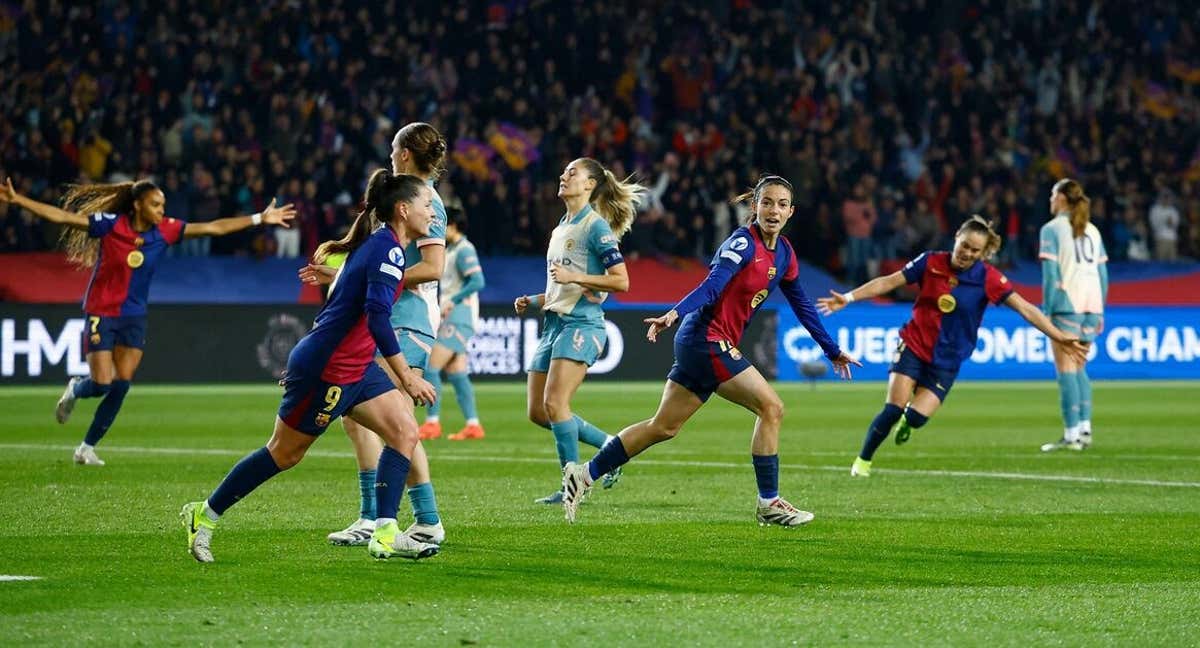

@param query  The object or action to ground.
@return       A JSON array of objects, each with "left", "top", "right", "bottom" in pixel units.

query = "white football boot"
[
  {"left": 756, "top": 497, "right": 815, "bottom": 527},
  {"left": 327, "top": 518, "right": 375, "bottom": 546}
]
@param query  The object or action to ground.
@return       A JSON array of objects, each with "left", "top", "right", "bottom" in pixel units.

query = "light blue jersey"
[
  {"left": 389, "top": 181, "right": 447, "bottom": 337},
  {"left": 542, "top": 204, "right": 624, "bottom": 322},
  {"left": 1039, "top": 214, "right": 1107, "bottom": 314},
  {"left": 441, "top": 236, "right": 483, "bottom": 329}
]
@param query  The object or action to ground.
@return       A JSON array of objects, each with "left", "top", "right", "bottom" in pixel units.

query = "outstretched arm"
[
  {"left": 1004, "top": 291, "right": 1089, "bottom": 363},
  {"left": 0, "top": 178, "right": 90, "bottom": 229},
  {"left": 781, "top": 279, "right": 862, "bottom": 379},
  {"left": 817, "top": 270, "right": 908, "bottom": 315},
  {"left": 184, "top": 199, "right": 295, "bottom": 238}
]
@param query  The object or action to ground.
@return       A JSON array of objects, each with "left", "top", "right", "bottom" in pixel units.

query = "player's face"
[
  {"left": 951, "top": 231, "right": 987, "bottom": 270},
  {"left": 391, "top": 132, "right": 412, "bottom": 175},
  {"left": 754, "top": 184, "right": 794, "bottom": 236},
  {"left": 1049, "top": 187, "right": 1067, "bottom": 215},
  {"left": 401, "top": 185, "right": 435, "bottom": 238},
  {"left": 558, "top": 159, "right": 596, "bottom": 200},
  {"left": 135, "top": 189, "right": 166, "bottom": 225}
]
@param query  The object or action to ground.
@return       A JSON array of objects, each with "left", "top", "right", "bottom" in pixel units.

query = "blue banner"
[{"left": 778, "top": 305, "right": 1200, "bottom": 381}]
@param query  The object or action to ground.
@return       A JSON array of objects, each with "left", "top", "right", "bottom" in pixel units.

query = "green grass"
[{"left": 1, "top": 381, "right": 1199, "bottom": 646}]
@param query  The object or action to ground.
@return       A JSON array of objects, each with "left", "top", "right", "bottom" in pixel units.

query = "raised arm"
[
  {"left": 817, "top": 270, "right": 908, "bottom": 315},
  {"left": 184, "top": 198, "right": 295, "bottom": 238},
  {"left": 0, "top": 178, "right": 90, "bottom": 229}
]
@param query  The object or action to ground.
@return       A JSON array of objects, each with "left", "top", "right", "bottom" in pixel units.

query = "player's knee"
[
  {"left": 542, "top": 397, "right": 569, "bottom": 423},
  {"left": 527, "top": 404, "right": 549, "bottom": 428},
  {"left": 272, "top": 446, "right": 307, "bottom": 470},
  {"left": 648, "top": 419, "right": 682, "bottom": 442},
  {"left": 759, "top": 397, "right": 785, "bottom": 424}
]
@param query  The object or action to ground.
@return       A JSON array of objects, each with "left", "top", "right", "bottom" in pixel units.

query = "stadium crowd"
[{"left": 2, "top": 0, "right": 1199, "bottom": 281}]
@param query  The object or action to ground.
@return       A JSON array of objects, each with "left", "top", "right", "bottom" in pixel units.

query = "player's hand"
[
  {"left": 0, "top": 178, "right": 16, "bottom": 204},
  {"left": 644, "top": 309, "right": 679, "bottom": 343},
  {"left": 829, "top": 351, "right": 862, "bottom": 380},
  {"left": 261, "top": 198, "right": 297, "bottom": 227},
  {"left": 549, "top": 263, "right": 577, "bottom": 285},
  {"left": 514, "top": 294, "right": 531, "bottom": 315},
  {"left": 817, "top": 290, "right": 850, "bottom": 315},
  {"left": 401, "top": 372, "right": 437, "bottom": 406},
  {"left": 1058, "top": 338, "right": 1089, "bottom": 364},
  {"left": 298, "top": 263, "right": 337, "bottom": 286}
]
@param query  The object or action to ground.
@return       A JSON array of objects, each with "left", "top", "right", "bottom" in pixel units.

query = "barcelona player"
[
  {"left": 816, "top": 216, "right": 1088, "bottom": 476},
  {"left": 1039, "top": 179, "right": 1107, "bottom": 452},
  {"left": 514, "top": 158, "right": 645, "bottom": 504},
  {"left": 180, "top": 170, "right": 439, "bottom": 563},
  {"left": 0, "top": 177, "right": 295, "bottom": 466},
  {"left": 301, "top": 123, "right": 451, "bottom": 548},
  {"left": 560, "top": 175, "right": 861, "bottom": 525},
  {"left": 420, "top": 209, "right": 488, "bottom": 441}
]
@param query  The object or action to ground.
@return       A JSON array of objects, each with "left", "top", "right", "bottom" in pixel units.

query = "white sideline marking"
[
  {"left": 2, "top": 443, "right": 1199, "bottom": 489},
  {"left": 0, "top": 575, "right": 42, "bottom": 582}
]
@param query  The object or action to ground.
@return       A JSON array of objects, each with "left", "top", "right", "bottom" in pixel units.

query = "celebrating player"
[
  {"left": 420, "top": 209, "right": 488, "bottom": 441},
  {"left": 1039, "top": 179, "right": 1108, "bottom": 452},
  {"left": 817, "top": 216, "right": 1088, "bottom": 476},
  {"left": 560, "top": 175, "right": 860, "bottom": 525},
  {"left": 180, "top": 170, "right": 439, "bottom": 563},
  {"left": 0, "top": 177, "right": 294, "bottom": 466},
  {"left": 302, "top": 123, "right": 451, "bottom": 548},
  {"left": 515, "top": 158, "right": 644, "bottom": 504}
]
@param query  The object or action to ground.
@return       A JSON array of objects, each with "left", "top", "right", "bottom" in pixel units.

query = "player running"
[
  {"left": 560, "top": 175, "right": 860, "bottom": 525},
  {"left": 181, "top": 170, "right": 438, "bottom": 563},
  {"left": 817, "top": 216, "right": 1088, "bottom": 477},
  {"left": 0, "top": 176, "right": 294, "bottom": 466}
]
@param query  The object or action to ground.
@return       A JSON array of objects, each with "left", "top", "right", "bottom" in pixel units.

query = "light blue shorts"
[
  {"left": 527, "top": 312, "right": 607, "bottom": 373},
  {"left": 1051, "top": 313, "right": 1102, "bottom": 343}
]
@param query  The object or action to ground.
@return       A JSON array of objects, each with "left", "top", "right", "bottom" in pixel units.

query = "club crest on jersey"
[
  {"left": 729, "top": 346, "right": 743, "bottom": 360},
  {"left": 565, "top": 239, "right": 576, "bottom": 251},
  {"left": 767, "top": 266, "right": 776, "bottom": 279},
  {"left": 751, "top": 289, "right": 769, "bottom": 308},
  {"left": 126, "top": 250, "right": 144, "bottom": 268},
  {"left": 314, "top": 413, "right": 331, "bottom": 428},
  {"left": 937, "top": 294, "right": 957, "bottom": 313},
  {"left": 948, "top": 276, "right": 958, "bottom": 288}
]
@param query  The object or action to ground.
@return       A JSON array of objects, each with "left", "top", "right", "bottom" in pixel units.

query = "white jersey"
[{"left": 1038, "top": 214, "right": 1107, "bottom": 314}]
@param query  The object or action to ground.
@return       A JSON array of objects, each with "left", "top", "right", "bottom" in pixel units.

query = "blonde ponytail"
[
  {"left": 1054, "top": 178, "right": 1091, "bottom": 237},
  {"left": 576, "top": 158, "right": 645, "bottom": 238}
]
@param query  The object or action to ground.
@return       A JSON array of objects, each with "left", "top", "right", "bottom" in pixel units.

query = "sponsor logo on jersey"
[
  {"left": 751, "top": 289, "right": 769, "bottom": 308},
  {"left": 126, "top": 250, "right": 144, "bottom": 268},
  {"left": 937, "top": 294, "right": 957, "bottom": 313}
]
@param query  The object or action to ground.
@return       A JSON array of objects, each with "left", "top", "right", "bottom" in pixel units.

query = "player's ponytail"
[
  {"left": 732, "top": 175, "right": 794, "bottom": 224},
  {"left": 577, "top": 158, "right": 644, "bottom": 238},
  {"left": 393, "top": 122, "right": 448, "bottom": 180},
  {"left": 58, "top": 180, "right": 158, "bottom": 269},
  {"left": 314, "top": 170, "right": 426, "bottom": 263},
  {"left": 1054, "top": 178, "right": 1091, "bottom": 237},
  {"left": 957, "top": 214, "right": 1003, "bottom": 261}
]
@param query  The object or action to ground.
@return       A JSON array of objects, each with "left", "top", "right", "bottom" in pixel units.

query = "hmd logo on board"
[{"left": 1, "top": 318, "right": 89, "bottom": 378}]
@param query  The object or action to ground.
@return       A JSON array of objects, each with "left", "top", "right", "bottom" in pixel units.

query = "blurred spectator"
[{"left": 1148, "top": 189, "right": 1181, "bottom": 262}]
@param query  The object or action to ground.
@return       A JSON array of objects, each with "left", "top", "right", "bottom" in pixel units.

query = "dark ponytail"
[
  {"left": 59, "top": 179, "right": 160, "bottom": 269},
  {"left": 314, "top": 169, "right": 426, "bottom": 263}
]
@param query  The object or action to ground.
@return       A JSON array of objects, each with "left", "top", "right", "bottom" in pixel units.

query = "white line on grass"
[
  {"left": 0, "top": 575, "right": 42, "bottom": 581},
  {"left": 3, "top": 443, "right": 1198, "bottom": 489}
]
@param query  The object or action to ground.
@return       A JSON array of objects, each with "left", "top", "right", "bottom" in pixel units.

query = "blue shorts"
[
  {"left": 890, "top": 342, "right": 959, "bottom": 402},
  {"left": 84, "top": 313, "right": 147, "bottom": 352},
  {"left": 435, "top": 318, "right": 474, "bottom": 355},
  {"left": 278, "top": 362, "right": 395, "bottom": 435},
  {"left": 528, "top": 312, "right": 607, "bottom": 373},
  {"left": 1051, "top": 313, "right": 1102, "bottom": 343},
  {"left": 392, "top": 328, "right": 434, "bottom": 373},
  {"left": 667, "top": 338, "right": 753, "bottom": 403}
]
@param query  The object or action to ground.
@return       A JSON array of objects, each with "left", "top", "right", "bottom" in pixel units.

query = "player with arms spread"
[
  {"left": 560, "top": 175, "right": 860, "bottom": 526},
  {"left": 0, "top": 177, "right": 294, "bottom": 466},
  {"left": 818, "top": 216, "right": 1088, "bottom": 476}
]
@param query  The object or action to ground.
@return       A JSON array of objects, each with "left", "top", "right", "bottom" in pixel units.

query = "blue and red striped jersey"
[
  {"left": 899, "top": 251, "right": 1014, "bottom": 369},
  {"left": 82, "top": 213, "right": 186, "bottom": 317},
  {"left": 289, "top": 226, "right": 406, "bottom": 384}
]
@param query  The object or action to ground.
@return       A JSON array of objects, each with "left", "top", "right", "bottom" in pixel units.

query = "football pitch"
[{"left": 1, "top": 380, "right": 1198, "bottom": 645}]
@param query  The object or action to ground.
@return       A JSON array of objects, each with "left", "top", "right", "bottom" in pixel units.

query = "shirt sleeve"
[
  {"left": 900, "top": 251, "right": 930, "bottom": 285},
  {"left": 451, "top": 245, "right": 486, "bottom": 303},
  {"left": 780, "top": 278, "right": 842, "bottom": 360},
  {"left": 159, "top": 217, "right": 187, "bottom": 245},
  {"left": 365, "top": 240, "right": 405, "bottom": 357},
  {"left": 588, "top": 218, "right": 624, "bottom": 269},
  {"left": 87, "top": 212, "right": 120, "bottom": 238},
  {"left": 985, "top": 264, "right": 1015, "bottom": 305},
  {"left": 1038, "top": 223, "right": 1058, "bottom": 261},
  {"left": 672, "top": 231, "right": 752, "bottom": 317},
  {"left": 416, "top": 198, "right": 447, "bottom": 248}
]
